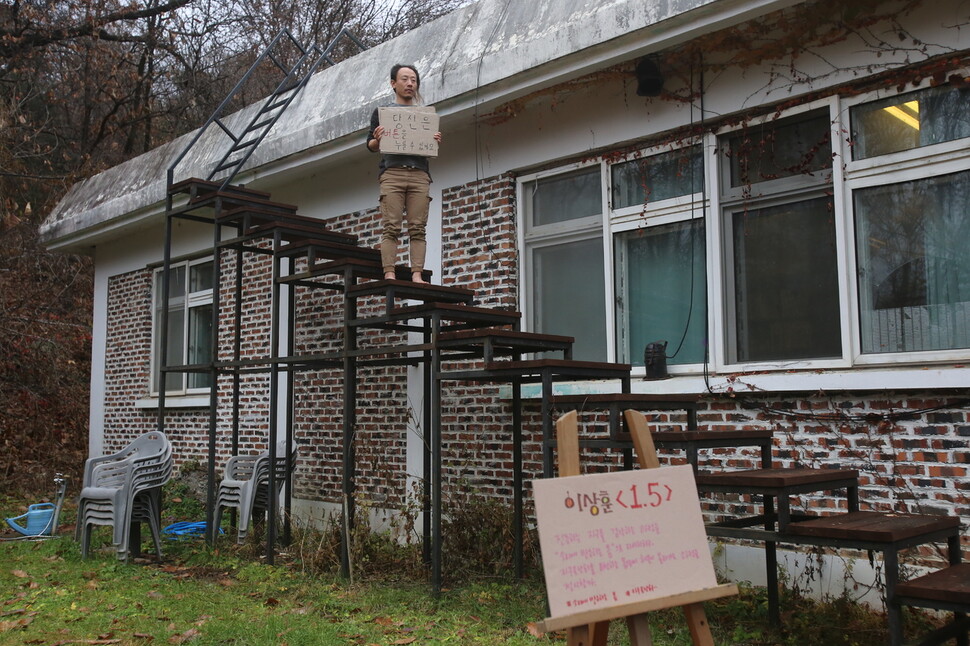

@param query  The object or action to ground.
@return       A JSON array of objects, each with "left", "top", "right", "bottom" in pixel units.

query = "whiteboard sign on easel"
[
  {"left": 378, "top": 106, "right": 438, "bottom": 157},
  {"left": 533, "top": 464, "right": 717, "bottom": 619}
]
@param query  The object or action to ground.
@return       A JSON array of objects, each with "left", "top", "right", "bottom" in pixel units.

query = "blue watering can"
[
  {"left": 6, "top": 503, "right": 56, "bottom": 536},
  {"left": 5, "top": 474, "right": 67, "bottom": 537}
]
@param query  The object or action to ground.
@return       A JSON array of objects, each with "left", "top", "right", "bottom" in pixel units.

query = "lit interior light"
[{"left": 882, "top": 100, "right": 921, "bottom": 130}]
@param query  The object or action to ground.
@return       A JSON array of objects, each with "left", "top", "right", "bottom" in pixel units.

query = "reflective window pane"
[
  {"left": 188, "top": 304, "right": 213, "bottom": 389},
  {"left": 533, "top": 238, "right": 606, "bottom": 361},
  {"left": 728, "top": 111, "right": 831, "bottom": 187},
  {"left": 190, "top": 261, "right": 214, "bottom": 292},
  {"left": 157, "top": 265, "right": 185, "bottom": 301},
  {"left": 731, "top": 197, "right": 842, "bottom": 362},
  {"left": 152, "top": 303, "right": 185, "bottom": 392},
  {"left": 527, "top": 167, "right": 602, "bottom": 226},
  {"left": 611, "top": 146, "right": 703, "bottom": 208},
  {"left": 855, "top": 169, "right": 970, "bottom": 353},
  {"left": 153, "top": 266, "right": 185, "bottom": 392},
  {"left": 616, "top": 220, "right": 707, "bottom": 366},
  {"left": 851, "top": 84, "right": 970, "bottom": 160}
]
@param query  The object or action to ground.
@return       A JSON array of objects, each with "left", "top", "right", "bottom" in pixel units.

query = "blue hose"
[{"left": 162, "top": 521, "right": 222, "bottom": 539}]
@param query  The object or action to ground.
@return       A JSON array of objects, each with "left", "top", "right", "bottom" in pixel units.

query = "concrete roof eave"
[{"left": 40, "top": 0, "right": 804, "bottom": 254}]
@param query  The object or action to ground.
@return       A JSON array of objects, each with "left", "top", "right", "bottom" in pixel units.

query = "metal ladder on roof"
[{"left": 166, "top": 27, "right": 367, "bottom": 193}]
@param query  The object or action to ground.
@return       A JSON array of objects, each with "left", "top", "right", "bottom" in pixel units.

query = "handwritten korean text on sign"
[
  {"left": 532, "top": 464, "right": 716, "bottom": 619},
  {"left": 378, "top": 106, "right": 438, "bottom": 157}
]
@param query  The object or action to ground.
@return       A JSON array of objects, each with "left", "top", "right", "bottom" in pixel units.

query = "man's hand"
[{"left": 368, "top": 125, "right": 385, "bottom": 151}]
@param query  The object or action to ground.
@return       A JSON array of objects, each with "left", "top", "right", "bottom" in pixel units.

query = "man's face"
[{"left": 391, "top": 67, "right": 418, "bottom": 102}]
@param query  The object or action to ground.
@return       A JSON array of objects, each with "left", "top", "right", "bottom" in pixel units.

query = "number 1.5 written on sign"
[{"left": 562, "top": 482, "right": 674, "bottom": 516}]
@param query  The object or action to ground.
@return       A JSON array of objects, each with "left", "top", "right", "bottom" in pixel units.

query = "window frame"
[
  {"left": 517, "top": 144, "right": 711, "bottom": 373},
  {"left": 711, "top": 97, "right": 854, "bottom": 373},
  {"left": 518, "top": 161, "right": 614, "bottom": 362},
  {"left": 842, "top": 75, "right": 970, "bottom": 367},
  {"left": 608, "top": 141, "right": 710, "bottom": 373},
  {"left": 150, "top": 257, "right": 215, "bottom": 397}
]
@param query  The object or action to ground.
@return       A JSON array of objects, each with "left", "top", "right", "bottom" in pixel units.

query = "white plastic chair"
[
  {"left": 214, "top": 441, "right": 296, "bottom": 544},
  {"left": 77, "top": 431, "right": 173, "bottom": 561}
]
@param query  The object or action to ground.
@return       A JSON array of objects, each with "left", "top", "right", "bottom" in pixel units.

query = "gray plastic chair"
[
  {"left": 214, "top": 441, "right": 296, "bottom": 544},
  {"left": 77, "top": 431, "right": 173, "bottom": 561}
]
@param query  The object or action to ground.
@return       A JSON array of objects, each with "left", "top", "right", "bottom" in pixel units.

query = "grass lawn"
[
  {"left": 2, "top": 532, "right": 552, "bottom": 645},
  {"left": 0, "top": 495, "right": 945, "bottom": 646}
]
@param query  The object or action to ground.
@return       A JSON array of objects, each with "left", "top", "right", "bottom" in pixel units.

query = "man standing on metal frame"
[{"left": 366, "top": 64, "right": 442, "bottom": 283}]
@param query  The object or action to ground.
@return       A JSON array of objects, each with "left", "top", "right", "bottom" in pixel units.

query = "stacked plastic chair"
[
  {"left": 214, "top": 441, "right": 297, "bottom": 544},
  {"left": 76, "top": 431, "right": 173, "bottom": 561}
]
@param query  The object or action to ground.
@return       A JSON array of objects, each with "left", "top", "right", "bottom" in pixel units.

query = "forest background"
[{"left": 0, "top": 0, "right": 467, "bottom": 495}]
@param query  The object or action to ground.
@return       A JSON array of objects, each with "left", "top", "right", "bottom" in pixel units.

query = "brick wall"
[
  {"left": 100, "top": 207, "right": 413, "bottom": 510},
  {"left": 434, "top": 172, "right": 969, "bottom": 566},
  {"left": 103, "top": 269, "right": 215, "bottom": 463},
  {"left": 438, "top": 174, "right": 530, "bottom": 499},
  {"left": 103, "top": 269, "right": 156, "bottom": 451},
  {"left": 440, "top": 173, "right": 518, "bottom": 308},
  {"left": 288, "top": 206, "right": 411, "bottom": 508}
]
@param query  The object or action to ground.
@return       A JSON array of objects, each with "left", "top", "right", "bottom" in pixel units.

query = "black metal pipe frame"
[
  {"left": 154, "top": 25, "right": 368, "bottom": 564},
  {"left": 892, "top": 536, "right": 966, "bottom": 646},
  {"left": 422, "top": 322, "right": 433, "bottom": 568},
  {"left": 160, "top": 216, "right": 635, "bottom": 590},
  {"left": 230, "top": 245, "right": 244, "bottom": 533},
  {"left": 540, "top": 372, "right": 554, "bottom": 478},
  {"left": 284, "top": 256, "right": 296, "bottom": 546},
  {"left": 265, "top": 236, "right": 282, "bottom": 564},
  {"left": 206, "top": 207, "right": 224, "bottom": 546},
  {"left": 341, "top": 268, "right": 358, "bottom": 579},
  {"left": 506, "top": 336, "right": 525, "bottom": 579},
  {"left": 157, "top": 209, "right": 173, "bottom": 437},
  {"left": 430, "top": 313, "right": 444, "bottom": 592}
]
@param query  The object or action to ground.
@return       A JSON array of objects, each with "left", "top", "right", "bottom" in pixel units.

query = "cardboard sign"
[
  {"left": 378, "top": 106, "right": 439, "bottom": 157},
  {"left": 533, "top": 464, "right": 717, "bottom": 620}
]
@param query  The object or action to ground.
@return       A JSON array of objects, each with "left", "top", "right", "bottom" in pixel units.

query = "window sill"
[
  {"left": 500, "top": 364, "right": 970, "bottom": 399},
  {"left": 134, "top": 395, "right": 212, "bottom": 409}
]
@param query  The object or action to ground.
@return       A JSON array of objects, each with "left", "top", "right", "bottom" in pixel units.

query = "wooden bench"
[
  {"left": 785, "top": 511, "right": 962, "bottom": 646},
  {"left": 894, "top": 563, "right": 969, "bottom": 646}
]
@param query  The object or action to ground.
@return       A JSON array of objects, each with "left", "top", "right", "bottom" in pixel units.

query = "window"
[
  {"left": 611, "top": 146, "right": 703, "bottom": 207},
  {"left": 522, "top": 166, "right": 607, "bottom": 362},
  {"left": 850, "top": 84, "right": 970, "bottom": 160},
  {"left": 720, "top": 109, "right": 842, "bottom": 364},
  {"left": 848, "top": 80, "right": 970, "bottom": 358},
  {"left": 614, "top": 221, "right": 707, "bottom": 366},
  {"left": 729, "top": 197, "right": 841, "bottom": 362},
  {"left": 611, "top": 146, "right": 707, "bottom": 368},
  {"left": 152, "top": 259, "right": 214, "bottom": 393},
  {"left": 855, "top": 169, "right": 970, "bottom": 354}
]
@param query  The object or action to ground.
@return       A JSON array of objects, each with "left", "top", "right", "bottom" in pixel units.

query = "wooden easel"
[{"left": 540, "top": 409, "right": 738, "bottom": 646}]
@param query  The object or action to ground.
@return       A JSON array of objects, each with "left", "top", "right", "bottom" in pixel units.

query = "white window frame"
[
  {"left": 150, "top": 257, "right": 214, "bottom": 397},
  {"left": 518, "top": 161, "right": 614, "bottom": 362},
  {"left": 840, "top": 73, "right": 970, "bottom": 367},
  {"left": 518, "top": 143, "right": 711, "bottom": 374},
  {"left": 609, "top": 140, "right": 709, "bottom": 375},
  {"left": 711, "top": 97, "right": 854, "bottom": 374}
]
